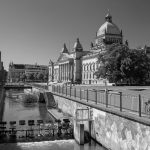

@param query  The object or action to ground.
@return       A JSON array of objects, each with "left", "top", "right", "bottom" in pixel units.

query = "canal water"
[
  {"left": 1, "top": 89, "right": 107, "bottom": 150},
  {"left": 2, "top": 89, "right": 55, "bottom": 130}
]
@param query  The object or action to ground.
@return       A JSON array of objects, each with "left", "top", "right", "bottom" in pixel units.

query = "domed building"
[
  {"left": 48, "top": 13, "right": 124, "bottom": 85},
  {"left": 82, "top": 12, "right": 123, "bottom": 84},
  {"left": 96, "top": 13, "right": 122, "bottom": 47}
]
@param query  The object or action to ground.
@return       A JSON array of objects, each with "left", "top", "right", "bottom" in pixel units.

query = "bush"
[{"left": 23, "top": 94, "right": 37, "bottom": 103}]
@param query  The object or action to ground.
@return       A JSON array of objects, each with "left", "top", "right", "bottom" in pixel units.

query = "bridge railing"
[
  {"left": 27, "top": 83, "right": 48, "bottom": 90},
  {"left": 52, "top": 85, "right": 150, "bottom": 118}
]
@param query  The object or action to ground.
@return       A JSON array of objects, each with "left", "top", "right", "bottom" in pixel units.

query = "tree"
[
  {"left": 120, "top": 50, "right": 150, "bottom": 84},
  {"left": 26, "top": 73, "right": 34, "bottom": 81},
  {"left": 95, "top": 44, "right": 150, "bottom": 85},
  {"left": 44, "top": 72, "right": 48, "bottom": 82},
  {"left": 37, "top": 72, "right": 44, "bottom": 81},
  {"left": 34, "top": 73, "right": 38, "bottom": 81},
  {"left": 20, "top": 73, "right": 26, "bottom": 82}
]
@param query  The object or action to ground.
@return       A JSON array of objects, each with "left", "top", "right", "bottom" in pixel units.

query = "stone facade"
[{"left": 49, "top": 13, "right": 123, "bottom": 85}]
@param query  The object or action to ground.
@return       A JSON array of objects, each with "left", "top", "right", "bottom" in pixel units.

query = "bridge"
[{"left": 4, "top": 83, "right": 32, "bottom": 90}]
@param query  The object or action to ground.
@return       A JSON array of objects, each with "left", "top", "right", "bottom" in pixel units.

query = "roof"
[{"left": 13, "top": 64, "right": 25, "bottom": 69}]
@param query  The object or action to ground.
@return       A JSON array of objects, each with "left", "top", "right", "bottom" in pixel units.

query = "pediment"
[{"left": 57, "top": 53, "right": 72, "bottom": 62}]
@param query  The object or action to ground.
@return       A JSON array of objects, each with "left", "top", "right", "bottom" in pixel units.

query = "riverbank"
[{"left": 0, "top": 87, "right": 5, "bottom": 121}]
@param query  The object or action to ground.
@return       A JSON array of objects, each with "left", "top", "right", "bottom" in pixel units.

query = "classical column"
[
  {"left": 66, "top": 63, "right": 67, "bottom": 81},
  {"left": 66, "top": 63, "right": 68, "bottom": 81},
  {"left": 61, "top": 64, "right": 62, "bottom": 81},
  {"left": 60, "top": 64, "right": 62, "bottom": 81},
  {"left": 59, "top": 65, "right": 61, "bottom": 81},
  {"left": 69, "top": 63, "right": 70, "bottom": 81},
  {"left": 63, "top": 64, "right": 65, "bottom": 81},
  {"left": 67, "top": 63, "right": 69, "bottom": 81},
  {"left": 65, "top": 64, "right": 67, "bottom": 81},
  {"left": 62, "top": 64, "right": 63, "bottom": 81}
]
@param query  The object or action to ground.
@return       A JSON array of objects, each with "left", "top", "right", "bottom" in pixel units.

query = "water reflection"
[{"left": 3, "top": 89, "right": 55, "bottom": 130}]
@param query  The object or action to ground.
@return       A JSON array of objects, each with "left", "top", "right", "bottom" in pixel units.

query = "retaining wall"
[{"left": 53, "top": 94, "right": 150, "bottom": 150}]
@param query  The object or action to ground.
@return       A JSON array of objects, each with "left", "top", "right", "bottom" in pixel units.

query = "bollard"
[
  {"left": 139, "top": 94, "right": 141, "bottom": 117},
  {"left": 120, "top": 92, "right": 122, "bottom": 112}
]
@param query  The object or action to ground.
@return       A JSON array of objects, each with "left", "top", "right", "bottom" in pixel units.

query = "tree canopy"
[{"left": 95, "top": 44, "right": 150, "bottom": 85}]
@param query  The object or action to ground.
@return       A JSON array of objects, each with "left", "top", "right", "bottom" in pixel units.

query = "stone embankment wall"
[
  {"left": 53, "top": 94, "right": 150, "bottom": 150},
  {"left": 0, "top": 88, "right": 5, "bottom": 121}
]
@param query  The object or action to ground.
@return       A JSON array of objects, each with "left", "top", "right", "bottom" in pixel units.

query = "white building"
[{"left": 49, "top": 13, "right": 123, "bottom": 85}]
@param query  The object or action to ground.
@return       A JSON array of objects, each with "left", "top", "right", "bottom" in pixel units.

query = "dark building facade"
[{"left": 8, "top": 63, "right": 48, "bottom": 82}]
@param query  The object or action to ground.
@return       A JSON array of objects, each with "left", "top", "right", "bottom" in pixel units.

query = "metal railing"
[
  {"left": 52, "top": 85, "right": 150, "bottom": 118},
  {"left": 28, "top": 83, "right": 48, "bottom": 90}
]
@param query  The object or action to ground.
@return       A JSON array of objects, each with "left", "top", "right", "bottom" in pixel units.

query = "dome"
[{"left": 97, "top": 14, "right": 121, "bottom": 37}]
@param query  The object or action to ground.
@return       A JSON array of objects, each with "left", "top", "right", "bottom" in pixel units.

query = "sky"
[{"left": 0, "top": 0, "right": 150, "bottom": 70}]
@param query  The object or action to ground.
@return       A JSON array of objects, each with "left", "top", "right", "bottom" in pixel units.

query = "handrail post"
[
  {"left": 120, "top": 92, "right": 122, "bottom": 112},
  {"left": 74, "top": 88, "right": 76, "bottom": 98},
  {"left": 87, "top": 89, "right": 88, "bottom": 102},
  {"left": 80, "top": 88, "right": 82, "bottom": 100},
  {"left": 70, "top": 86, "right": 71, "bottom": 97},
  {"left": 105, "top": 89, "right": 108, "bottom": 107},
  {"left": 139, "top": 94, "right": 141, "bottom": 117},
  {"left": 66, "top": 86, "right": 67, "bottom": 96},
  {"left": 95, "top": 90, "right": 97, "bottom": 104}
]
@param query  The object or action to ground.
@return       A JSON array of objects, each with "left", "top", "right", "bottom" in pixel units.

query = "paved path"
[
  {"left": 47, "top": 109, "right": 73, "bottom": 122},
  {"left": 47, "top": 109, "right": 64, "bottom": 120}
]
